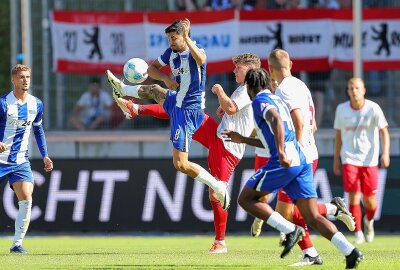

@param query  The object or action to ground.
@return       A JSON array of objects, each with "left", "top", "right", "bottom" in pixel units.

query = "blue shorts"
[
  {"left": 246, "top": 163, "right": 317, "bottom": 203},
  {"left": 0, "top": 162, "right": 34, "bottom": 188},
  {"left": 163, "top": 91, "right": 204, "bottom": 152}
]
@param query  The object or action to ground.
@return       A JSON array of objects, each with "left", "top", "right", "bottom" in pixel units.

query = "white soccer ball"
[{"left": 123, "top": 58, "right": 149, "bottom": 84}]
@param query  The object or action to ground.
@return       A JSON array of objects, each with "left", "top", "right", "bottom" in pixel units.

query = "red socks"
[
  {"left": 365, "top": 207, "right": 376, "bottom": 221},
  {"left": 350, "top": 204, "right": 363, "bottom": 232},
  {"left": 292, "top": 206, "right": 313, "bottom": 250},
  {"left": 138, "top": 104, "right": 169, "bottom": 119},
  {"left": 210, "top": 200, "right": 228, "bottom": 241}
]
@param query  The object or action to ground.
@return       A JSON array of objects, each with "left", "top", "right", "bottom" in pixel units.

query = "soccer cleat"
[
  {"left": 209, "top": 242, "right": 227, "bottom": 254},
  {"left": 106, "top": 70, "right": 124, "bottom": 99},
  {"left": 331, "top": 197, "right": 356, "bottom": 231},
  {"left": 354, "top": 232, "right": 365, "bottom": 244},
  {"left": 345, "top": 248, "right": 364, "bottom": 269},
  {"left": 363, "top": 216, "right": 375, "bottom": 243},
  {"left": 289, "top": 254, "right": 323, "bottom": 266},
  {"left": 251, "top": 217, "right": 264, "bottom": 237},
  {"left": 280, "top": 226, "right": 305, "bottom": 258},
  {"left": 115, "top": 98, "right": 138, "bottom": 119},
  {"left": 10, "top": 245, "right": 28, "bottom": 254},
  {"left": 216, "top": 182, "right": 230, "bottom": 211}
]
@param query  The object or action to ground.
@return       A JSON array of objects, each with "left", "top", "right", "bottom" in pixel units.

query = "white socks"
[
  {"left": 121, "top": 84, "right": 142, "bottom": 98},
  {"left": 266, "top": 212, "right": 296, "bottom": 234},
  {"left": 325, "top": 203, "right": 338, "bottom": 216},
  {"left": 12, "top": 199, "right": 32, "bottom": 248},
  {"left": 331, "top": 232, "right": 355, "bottom": 256},
  {"left": 303, "top": 247, "right": 319, "bottom": 257},
  {"left": 194, "top": 165, "right": 222, "bottom": 192}
]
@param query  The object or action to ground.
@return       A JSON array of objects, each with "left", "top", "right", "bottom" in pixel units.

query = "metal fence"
[{"left": 15, "top": 0, "right": 400, "bottom": 131}]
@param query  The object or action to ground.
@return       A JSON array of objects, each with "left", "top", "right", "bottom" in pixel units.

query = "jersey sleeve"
[
  {"left": 158, "top": 48, "right": 172, "bottom": 67},
  {"left": 231, "top": 88, "right": 251, "bottom": 111},
  {"left": 276, "top": 87, "right": 300, "bottom": 112},
  {"left": 333, "top": 104, "right": 342, "bottom": 130},
  {"left": 374, "top": 104, "right": 389, "bottom": 129},
  {"left": 33, "top": 98, "right": 44, "bottom": 126},
  {"left": 0, "top": 98, "right": 7, "bottom": 123}
]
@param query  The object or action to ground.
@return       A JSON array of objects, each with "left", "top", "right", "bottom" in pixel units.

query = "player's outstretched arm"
[
  {"left": 148, "top": 60, "right": 179, "bottom": 90},
  {"left": 222, "top": 130, "right": 264, "bottom": 148},
  {"left": 212, "top": 84, "right": 238, "bottom": 115},
  {"left": 182, "top": 18, "right": 206, "bottom": 65}
]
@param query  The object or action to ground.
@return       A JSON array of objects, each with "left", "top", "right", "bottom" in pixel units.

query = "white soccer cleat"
[
  {"left": 216, "top": 182, "right": 230, "bottom": 211},
  {"left": 251, "top": 217, "right": 264, "bottom": 237},
  {"left": 289, "top": 254, "right": 323, "bottom": 266},
  {"left": 106, "top": 70, "right": 124, "bottom": 99},
  {"left": 354, "top": 231, "right": 365, "bottom": 244},
  {"left": 115, "top": 98, "right": 138, "bottom": 119},
  {"left": 363, "top": 216, "right": 375, "bottom": 243},
  {"left": 209, "top": 242, "right": 227, "bottom": 254},
  {"left": 331, "top": 197, "right": 356, "bottom": 231}
]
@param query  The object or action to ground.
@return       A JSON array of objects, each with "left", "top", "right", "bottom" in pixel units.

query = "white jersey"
[
  {"left": 0, "top": 92, "right": 43, "bottom": 165},
  {"left": 334, "top": 99, "right": 388, "bottom": 166},
  {"left": 217, "top": 85, "right": 254, "bottom": 159},
  {"left": 275, "top": 76, "right": 318, "bottom": 163}
]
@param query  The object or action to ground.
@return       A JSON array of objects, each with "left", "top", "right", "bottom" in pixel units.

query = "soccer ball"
[{"left": 123, "top": 58, "right": 148, "bottom": 84}]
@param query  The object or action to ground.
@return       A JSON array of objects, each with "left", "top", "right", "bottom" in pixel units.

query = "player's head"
[
  {"left": 347, "top": 77, "right": 366, "bottom": 102},
  {"left": 232, "top": 53, "right": 261, "bottom": 85},
  {"left": 11, "top": 64, "right": 31, "bottom": 92},
  {"left": 245, "top": 68, "right": 271, "bottom": 99},
  {"left": 165, "top": 20, "right": 189, "bottom": 53},
  {"left": 89, "top": 77, "right": 101, "bottom": 95},
  {"left": 268, "top": 49, "right": 292, "bottom": 81}
]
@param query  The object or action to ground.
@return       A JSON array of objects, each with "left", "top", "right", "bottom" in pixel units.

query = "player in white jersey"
[
  {"left": 110, "top": 53, "right": 259, "bottom": 253},
  {"left": 107, "top": 19, "right": 231, "bottom": 211},
  {"left": 334, "top": 77, "right": 390, "bottom": 244},
  {"left": 0, "top": 64, "right": 53, "bottom": 253}
]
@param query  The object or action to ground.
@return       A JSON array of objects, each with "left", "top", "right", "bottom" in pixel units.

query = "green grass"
[{"left": 0, "top": 235, "right": 399, "bottom": 269}]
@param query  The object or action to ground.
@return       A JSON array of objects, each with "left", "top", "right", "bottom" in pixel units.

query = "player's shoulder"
[
  {"left": 337, "top": 100, "right": 350, "bottom": 109},
  {"left": 364, "top": 99, "right": 382, "bottom": 109}
]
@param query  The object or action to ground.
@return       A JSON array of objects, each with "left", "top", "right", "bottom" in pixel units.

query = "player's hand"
[
  {"left": 182, "top": 18, "right": 191, "bottom": 39},
  {"left": 43, "top": 156, "right": 53, "bottom": 173},
  {"left": 333, "top": 158, "right": 341, "bottom": 176},
  {"left": 216, "top": 106, "right": 225, "bottom": 118},
  {"left": 0, "top": 142, "right": 7, "bottom": 153},
  {"left": 211, "top": 84, "right": 223, "bottom": 95},
  {"left": 279, "top": 153, "right": 292, "bottom": 168},
  {"left": 221, "top": 130, "right": 243, "bottom": 143},
  {"left": 164, "top": 77, "right": 179, "bottom": 90},
  {"left": 380, "top": 153, "right": 390, "bottom": 168}
]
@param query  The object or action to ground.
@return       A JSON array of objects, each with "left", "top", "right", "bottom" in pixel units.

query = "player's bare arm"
[
  {"left": 43, "top": 156, "right": 54, "bottom": 173},
  {"left": 221, "top": 130, "right": 264, "bottom": 148},
  {"left": 266, "top": 108, "right": 292, "bottom": 168},
  {"left": 290, "top": 108, "right": 303, "bottom": 142},
  {"left": 211, "top": 84, "right": 238, "bottom": 115},
  {"left": 182, "top": 18, "right": 206, "bottom": 65},
  {"left": 148, "top": 60, "right": 179, "bottom": 90},
  {"left": 380, "top": 127, "right": 390, "bottom": 168},
  {"left": 0, "top": 142, "right": 7, "bottom": 153},
  {"left": 333, "top": 129, "right": 342, "bottom": 176}
]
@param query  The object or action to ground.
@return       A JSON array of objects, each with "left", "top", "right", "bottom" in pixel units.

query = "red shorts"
[
  {"left": 278, "top": 159, "right": 319, "bottom": 203},
  {"left": 254, "top": 155, "right": 269, "bottom": 171},
  {"left": 342, "top": 164, "right": 378, "bottom": 196},
  {"left": 192, "top": 114, "right": 240, "bottom": 182}
]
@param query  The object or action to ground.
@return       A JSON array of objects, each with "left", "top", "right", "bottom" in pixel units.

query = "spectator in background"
[
  {"left": 69, "top": 77, "right": 113, "bottom": 130},
  {"left": 175, "top": 0, "right": 198, "bottom": 10}
]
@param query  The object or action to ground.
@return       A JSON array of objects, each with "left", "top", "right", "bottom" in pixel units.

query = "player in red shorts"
[{"left": 334, "top": 77, "right": 390, "bottom": 244}]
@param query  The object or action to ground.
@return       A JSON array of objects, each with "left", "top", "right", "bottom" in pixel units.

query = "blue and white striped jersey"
[
  {"left": 158, "top": 45, "right": 206, "bottom": 110},
  {"left": 0, "top": 92, "right": 44, "bottom": 165},
  {"left": 252, "top": 90, "right": 306, "bottom": 168}
]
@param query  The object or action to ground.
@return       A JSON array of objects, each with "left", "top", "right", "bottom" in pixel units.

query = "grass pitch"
[{"left": 0, "top": 234, "right": 399, "bottom": 269}]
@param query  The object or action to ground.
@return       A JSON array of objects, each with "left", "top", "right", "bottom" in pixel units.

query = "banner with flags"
[{"left": 50, "top": 9, "right": 400, "bottom": 75}]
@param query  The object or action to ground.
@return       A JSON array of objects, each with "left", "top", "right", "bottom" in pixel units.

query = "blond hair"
[
  {"left": 11, "top": 64, "right": 31, "bottom": 76},
  {"left": 268, "top": 49, "right": 291, "bottom": 70},
  {"left": 232, "top": 53, "right": 261, "bottom": 68}
]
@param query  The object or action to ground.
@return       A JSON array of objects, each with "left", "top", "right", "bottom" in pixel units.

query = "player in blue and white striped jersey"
[
  {"left": 223, "top": 68, "right": 363, "bottom": 268},
  {"left": 106, "top": 19, "right": 230, "bottom": 210},
  {"left": 0, "top": 64, "right": 53, "bottom": 254}
]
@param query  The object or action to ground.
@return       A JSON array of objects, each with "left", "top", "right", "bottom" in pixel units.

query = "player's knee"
[{"left": 173, "top": 160, "right": 190, "bottom": 173}]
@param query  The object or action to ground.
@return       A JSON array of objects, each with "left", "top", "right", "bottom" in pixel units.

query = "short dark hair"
[
  {"left": 90, "top": 77, "right": 100, "bottom": 84},
  {"left": 165, "top": 19, "right": 190, "bottom": 37},
  {"left": 245, "top": 68, "right": 271, "bottom": 94}
]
